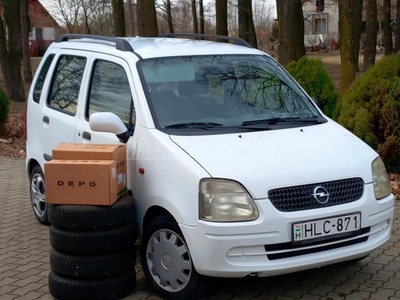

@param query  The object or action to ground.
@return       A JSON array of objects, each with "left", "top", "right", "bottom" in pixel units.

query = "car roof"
[{"left": 50, "top": 36, "right": 264, "bottom": 59}]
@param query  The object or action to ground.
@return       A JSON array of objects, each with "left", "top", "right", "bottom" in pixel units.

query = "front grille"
[
  {"left": 268, "top": 178, "right": 364, "bottom": 212},
  {"left": 265, "top": 227, "right": 370, "bottom": 260}
]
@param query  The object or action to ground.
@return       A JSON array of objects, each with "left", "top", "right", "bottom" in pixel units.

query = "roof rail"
[
  {"left": 160, "top": 33, "right": 253, "bottom": 48},
  {"left": 55, "top": 34, "right": 134, "bottom": 52}
]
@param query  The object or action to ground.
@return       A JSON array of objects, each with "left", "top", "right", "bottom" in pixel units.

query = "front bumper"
[{"left": 180, "top": 184, "right": 394, "bottom": 278}]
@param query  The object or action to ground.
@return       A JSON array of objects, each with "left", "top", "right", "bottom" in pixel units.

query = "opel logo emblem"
[{"left": 312, "top": 186, "right": 330, "bottom": 204}]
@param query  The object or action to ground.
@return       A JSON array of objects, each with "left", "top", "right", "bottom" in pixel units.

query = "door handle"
[
  {"left": 82, "top": 131, "right": 91, "bottom": 141},
  {"left": 43, "top": 116, "right": 49, "bottom": 124}
]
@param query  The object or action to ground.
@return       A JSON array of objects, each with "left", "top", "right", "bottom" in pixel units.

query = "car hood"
[{"left": 170, "top": 121, "right": 377, "bottom": 199}]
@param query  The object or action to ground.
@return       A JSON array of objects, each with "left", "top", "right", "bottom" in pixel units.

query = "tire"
[
  {"left": 29, "top": 165, "right": 49, "bottom": 225},
  {"left": 50, "top": 223, "right": 138, "bottom": 255},
  {"left": 140, "top": 215, "right": 208, "bottom": 300},
  {"left": 48, "top": 270, "right": 136, "bottom": 300},
  {"left": 50, "top": 247, "right": 136, "bottom": 279},
  {"left": 48, "top": 194, "right": 136, "bottom": 231}
]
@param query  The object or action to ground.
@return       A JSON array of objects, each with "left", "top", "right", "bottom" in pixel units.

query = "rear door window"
[
  {"left": 33, "top": 54, "right": 55, "bottom": 103},
  {"left": 48, "top": 55, "right": 87, "bottom": 115}
]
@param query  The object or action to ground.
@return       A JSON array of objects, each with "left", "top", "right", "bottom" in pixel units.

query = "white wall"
[
  {"left": 29, "top": 27, "right": 55, "bottom": 41},
  {"left": 302, "top": 0, "right": 339, "bottom": 42}
]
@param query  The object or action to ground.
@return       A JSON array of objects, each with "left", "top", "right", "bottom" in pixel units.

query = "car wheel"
[
  {"left": 50, "top": 223, "right": 137, "bottom": 255},
  {"left": 48, "top": 270, "right": 136, "bottom": 300},
  {"left": 140, "top": 215, "right": 208, "bottom": 300},
  {"left": 29, "top": 165, "right": 49, "bottom": 225},
  {"left": 48, "top": 193, "right": 136, "bottom": 231},
  {"left": 50, "top": 247, "right": 136, "bottom": 279}
]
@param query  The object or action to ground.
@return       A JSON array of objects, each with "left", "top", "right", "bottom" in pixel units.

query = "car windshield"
[{"left": 138, "top": 54, "right": 323, "bottom": 132}]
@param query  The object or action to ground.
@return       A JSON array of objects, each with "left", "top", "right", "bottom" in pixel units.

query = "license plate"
[{"left": 292, "top": 213, "right": 361, "bottom": 244}]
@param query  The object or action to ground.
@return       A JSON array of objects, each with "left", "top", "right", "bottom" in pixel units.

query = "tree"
[
  {"left": 112, "top": 0, "right": 126, "bottom": 36},
  {"left": 364, "top": 0, "right": 378, "bottom": 70},
  {"left": 48, "top": 0, "right": 81, "bottom": 33},
  {"left": 80, "top": 0, "right": 91, "bottom": 34},
  {"left": 127, "top": 0, "right": 137, "bottom": 36},
  {"left": 276, "top": 0, "right": 305, "bottom": 65},
  {"left": 383, "top": 0, "right": 393, "bottom": 54},
  {"left": 338, "top": 0, "right": 363, "bottom": 94},
  {"left": 396, "top": 0, "right": 400, "bottom": 52},
  {"left": 199, "top": 0, "right": 204, "bottom": 34},
  {"left": 0, "top": 0, "right": 25, "bottom": 102},
  {"left": 166, "top": 0, "right": 174, "bottom": 33},
  {"left": 216, "top": 0, "right": 228, "bottom": 36},
  {"left": 20, "top": 0, "right": 32, "bottom": 84},
  {"left": 238, "top": 0, "right": 257, "bottom": 48},
  {"left": 137, "top": 0, "right": 158, "bottom": 36},
  {"left": 192, "top": 0, "right": 198, "bottom": 33}
]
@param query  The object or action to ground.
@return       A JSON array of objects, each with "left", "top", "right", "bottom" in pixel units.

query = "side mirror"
[{"left": 89, "top": 112, "right": 127, "bottom": 135}]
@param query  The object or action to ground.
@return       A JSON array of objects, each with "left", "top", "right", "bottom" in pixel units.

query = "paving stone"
[
  {"left": 0, "top": 278, "right": 18, "bottom": 289},
  {"left": 371, "top": 254, "right": 395, "bottom": 265},
  {"left": 11, "top": 291, "right": 45, "bottom": 300},
  {"left": 283, "top": 286, "right": 310, "bottom": 297},
  {"left": 383, "top": 278, "right": 400, "bottom": 290},
  {"left": 123, "top": 291, "right": 150, "bottom": 300},
  {"left": 342, "top": 291, "right": 371, "bottom": 300},
  {"left": 258, "top": 289, "right": 287, "bottom": 299},
  {"left": 322, "top": 292, "right": 347, "bottom": 300},
  {"left": 358, "top": 280, "right": 383, "bottom": 292},
  {"left": 8, "top": 283, "right": 45, "bottom": 296},
  {"left": 0, "top": 284, "right": 18, "bottom": 296},
  {"left": 0, "top": 295, "right": 17, "bottom": 300},
  {"left": 369, "top": 288, "right": 397, "bottom": 300},
  {"left": 308, "top": 284, "right": 336, "bottom": 296},
  {"left": 35, "top": 295, "right": 54, "bottom": 300},
  {"left": 382, "top": 261, "right": 400, "bottom": 272},
  {"left": 295, "top": 295, "right": 321, "bottom": 300},
  {"left": 330, "top": 281, "right": 360, "bottom": 295},
  {"left": 371, "top": 269, "right": 396, "bottom": 281}
]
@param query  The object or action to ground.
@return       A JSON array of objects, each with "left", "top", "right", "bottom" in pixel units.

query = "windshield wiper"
[
  {"left": 242, "top": 116, "right": 324, "bottom": 126},
  {"left": 164, "top": 122, "right": 223, "bottom": 129},
  {"left": 266, "top": 116, "right": 324, "bottom": 124}
]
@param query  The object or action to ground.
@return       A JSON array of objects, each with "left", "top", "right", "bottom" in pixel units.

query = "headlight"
[
  {"left": 199, "top": 179, "right": 259, "bottom": 222},
  {"left": 372, "top": 157, "right": 392, "bottom": 199}
]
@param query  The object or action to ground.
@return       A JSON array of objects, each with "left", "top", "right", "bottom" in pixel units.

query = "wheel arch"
[
  {"left": 27, "top": 158, "right": 41, "bottom": 178},
  {"left": 141, "top": 205, "right": 174, "bottom": 235}
]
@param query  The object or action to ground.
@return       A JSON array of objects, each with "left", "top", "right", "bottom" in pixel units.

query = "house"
[
  {"left": 302, "top": 0, "right": 339, "bottom": 50},
  {"left": 28, "top": 0, "right": 60, "bottom": 56}
]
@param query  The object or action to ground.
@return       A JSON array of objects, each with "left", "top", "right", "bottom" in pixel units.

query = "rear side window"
[
  {"left": 48, "top": 55, "right": 87, "bottom": 115},
  {"left": 87, "top": 60, "right": 134, "bottom": 127},
  {"left": 33, "top": 54, "right": 55, "bottom": 103}
]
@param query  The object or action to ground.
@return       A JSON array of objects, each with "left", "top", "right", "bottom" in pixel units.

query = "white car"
[{"left": 26, "top": 34, "right": 394, "bottom": 299}]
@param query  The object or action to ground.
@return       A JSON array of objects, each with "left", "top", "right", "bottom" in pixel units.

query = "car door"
[
  {"left": 75, "top": 54, "right": 139, "bottom": 191},
  {"left": 75, "top": 54, "right": 137, "bottom": 145},
  {"left": 32, "top": 50, "right": 91, "bottom": 167}
]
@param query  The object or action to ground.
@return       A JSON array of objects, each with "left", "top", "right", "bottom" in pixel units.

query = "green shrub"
[
  {"left": 337, "top": 52, "right": 400, "bottom": 173},
  {"left": 0, "top": 87, "right": 9, "bottom": 125},
  {"left": 285, "top": 56, "right": 338, "bottom": 118}
]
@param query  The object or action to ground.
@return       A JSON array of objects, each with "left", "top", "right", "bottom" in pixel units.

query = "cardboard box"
[
  {"left": 45, "top": 160, "right": 118, "bottom": 205},
  {"left": 52, "top": 143, "right": 127, "bottom": 197}
]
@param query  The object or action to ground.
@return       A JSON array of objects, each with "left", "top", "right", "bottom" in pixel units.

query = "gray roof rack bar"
[
  {"left": 160, "top": 33, "right": 253, "bottom": 48},
  {"left": 56, "top": 34, "right": 134, "bottom": 52}
]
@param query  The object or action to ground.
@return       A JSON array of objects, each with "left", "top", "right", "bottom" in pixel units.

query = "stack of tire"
[{"left": 47, "top": 194, "right": 138, "bottom": 300}]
